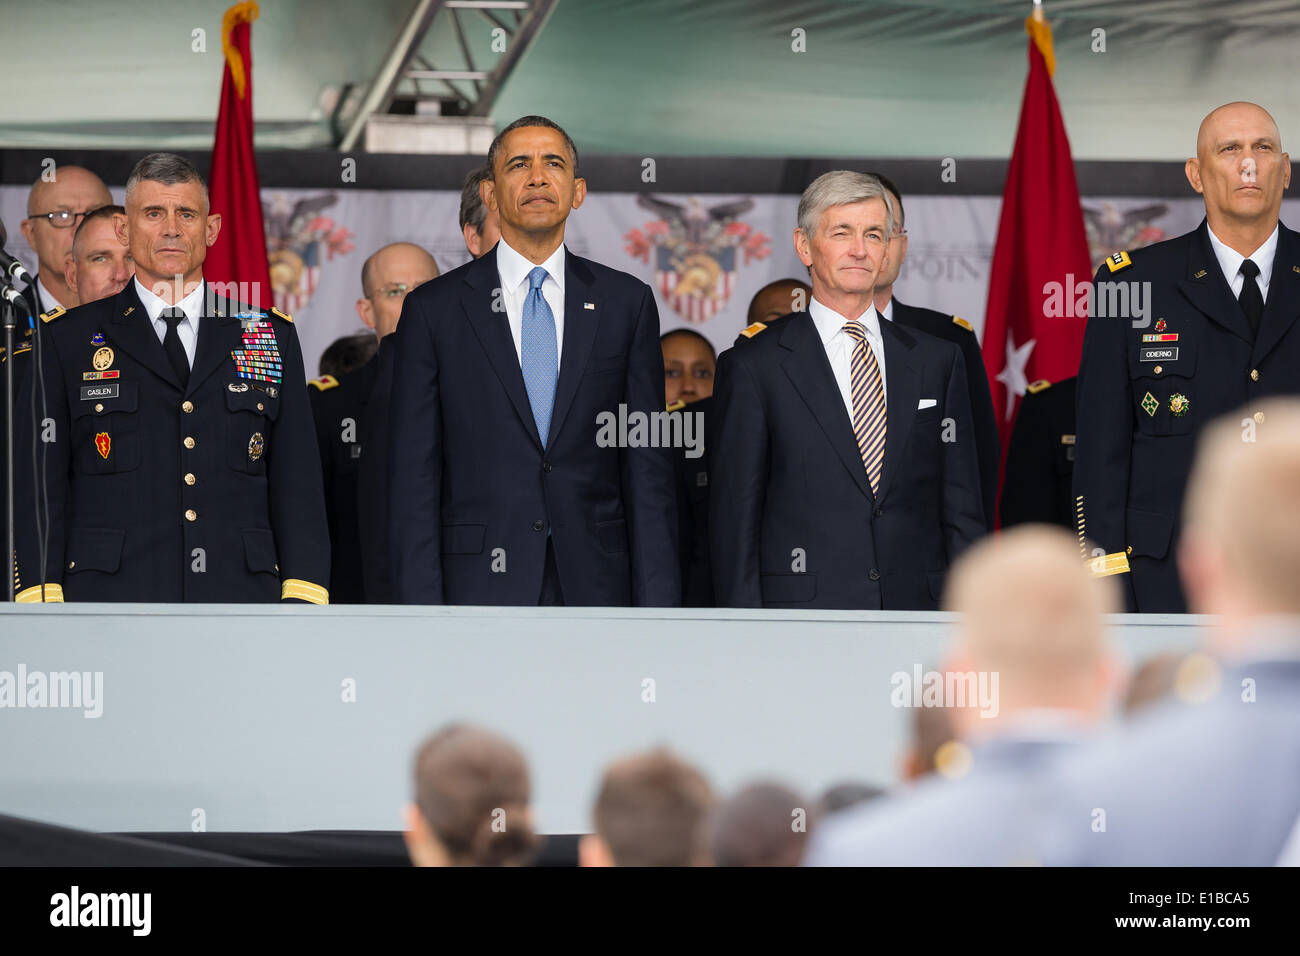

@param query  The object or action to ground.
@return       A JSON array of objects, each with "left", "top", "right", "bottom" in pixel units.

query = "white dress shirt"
[
  {"left": 1207, "top": 222, "right": 1278, "bottom": 301},
  {"left": 809, "top": 297, "right": 888, "bottom": 425},
  {"left": 495, "top": 237, "right": 566, "bottom": 366},
  {"left": 134, "top": 277, "right": 204, "bottom": 368},
  {"left": 879, "top": 297, "right": 895, "bottom": 322},
  {"left": 35, "top": 277, "right": 67, "bottom": 315}
]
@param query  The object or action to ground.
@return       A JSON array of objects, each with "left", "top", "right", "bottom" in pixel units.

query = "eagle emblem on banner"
[
  {"left": 264, "top": 192, "right": 355, "bottom": 316},
  {"left": 625, "top": 195, "right": 770, "bottom": 323}
]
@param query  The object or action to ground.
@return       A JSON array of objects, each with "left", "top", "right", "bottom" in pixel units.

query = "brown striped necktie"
[{"left": 842, "top": 322, "right": 886, "bottom": 495}]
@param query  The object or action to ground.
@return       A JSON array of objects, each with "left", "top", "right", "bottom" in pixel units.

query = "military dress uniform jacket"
[
  {"left": 709, "top": 312, "right": 985, "bottom": 610},
  {"left": 1000, "top": 376, "right": 1076, "bottom": 530},
  {"left": 1073, "top": 220, "right": 1300, "bottom": 612},
  {"left": 309, "top": 350, "right": 382, "bottom": 604},
  {"left": 12, "top": 282, "right": 330, "bottom": 603},
  {"left": 890, "top": 300, "right": 1001, "bottom": 530},
  {"left": 1, "top": 321, "right": 34, "bottom": 567}
]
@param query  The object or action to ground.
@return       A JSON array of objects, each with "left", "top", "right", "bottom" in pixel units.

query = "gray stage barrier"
[{"left": 0, "top": 605, "right": 1206, "bottom": 835}]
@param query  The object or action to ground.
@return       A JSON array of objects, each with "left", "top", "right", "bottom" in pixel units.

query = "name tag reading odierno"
[
  {"left": 1139, "top": 347, "right": 1179, "bottom": 362},
  {"left": 80, "top": 384, "right": 120, "bottom": 401}
]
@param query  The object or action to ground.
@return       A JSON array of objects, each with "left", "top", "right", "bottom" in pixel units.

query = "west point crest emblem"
[
  {"left": 264, "top": 192, "right": 355, "bottom": 315},
  {"left": 625, "top": 195, "right": 770, "bottom": 323}
]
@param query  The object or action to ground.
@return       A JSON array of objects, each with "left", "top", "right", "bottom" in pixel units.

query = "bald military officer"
[{"left": 1074, "top": 102, "right": 1300, "bottom": 612}]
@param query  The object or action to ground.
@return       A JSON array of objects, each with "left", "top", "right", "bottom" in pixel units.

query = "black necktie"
[
  {"left": 1238, "top": 259, "right": 1264, "bottom": 339},
  {"left": 160, "top": 307, "right": 190, "bottom": 385}
]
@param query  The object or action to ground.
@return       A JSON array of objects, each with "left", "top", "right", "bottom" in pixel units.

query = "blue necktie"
[{"left": 520, "top": 265, "right": 559, "bottom": 446}]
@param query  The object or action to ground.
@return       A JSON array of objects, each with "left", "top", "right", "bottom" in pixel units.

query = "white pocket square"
[{"left": 918, "top": 398, "right": 937, "bottom": 410}]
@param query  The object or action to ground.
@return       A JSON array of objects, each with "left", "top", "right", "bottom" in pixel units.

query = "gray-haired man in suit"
[
  {"left": 1045, "top": 398, "right": 1300, "bottom": 866},
  {"left": 804, "top": 525, "right": 1119, "bottom": 865}
]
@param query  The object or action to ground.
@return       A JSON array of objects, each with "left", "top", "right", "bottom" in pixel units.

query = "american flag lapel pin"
[{"left": 584, "top": 302, "right": 595, "bottom": 310}]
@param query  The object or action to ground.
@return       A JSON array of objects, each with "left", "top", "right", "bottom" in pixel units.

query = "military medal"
[
  {"left": 92, "top": 347, "right": 115, "bottom": 371},
  {"left": 1141, "top": 392, "right": 1160, "bottom": 417},
  {"left": 1154, "top": 319, "right": 1167, "bottom": 332},
  {"left": 1169, "top": 393, "right": 1190, "bottom": 417},
  {"left": 94, "top": 432, "right": 111, "bottom": 459},
  {"left": 230, "top": 320, "right": 283, "bottom": 386},
  {"left": 248, "top": 432, "right": 265, "bottom": 462}
]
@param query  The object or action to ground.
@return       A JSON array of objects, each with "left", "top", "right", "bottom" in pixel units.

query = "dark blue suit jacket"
[
  {"left": 388, "top": 244, "right": 680, "bottom": 606},
  {"left": 710, "top": 311, "right": 985, "bottom": 610}
]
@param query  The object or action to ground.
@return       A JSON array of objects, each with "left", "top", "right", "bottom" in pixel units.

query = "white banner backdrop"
[{"left": 5, "top": 184, "right": 1293, "bottom": 378}]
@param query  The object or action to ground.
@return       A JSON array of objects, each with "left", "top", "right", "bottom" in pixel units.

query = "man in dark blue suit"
[
  {"left": 388, "top": 116, "right": 679, "bottom": 606},
  {"left": 710, "top": 171, "right": 985, "bottom": 610},
  {"left": 1074, "top": 102, "right": 1300, "bottom": 611}
]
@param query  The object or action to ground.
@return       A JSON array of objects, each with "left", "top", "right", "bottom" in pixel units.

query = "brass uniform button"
[
  {"left": 257, "top": 402, "right": 264, "bottom": 412},
  {"left": 1126, "top": 546, "right": 1133, "bottom": 555},
  {"left": 185, "top": 509, "right": 197, "bottom": 522},
  {"left": 182, "top": 400, "right": 194, "bottom": 413},
  {"left": 68, "top": 561, "right": 76, "bottom": 569},
  {"left": 184, "top": 473, "right": 196, "bottom": 486},
  {"left": 1153, "top": 366, "right": 1162, "bottom": 375},
  {"left": 1250, "top": 369, "right": 1260, "bottom": 382},
  {"left": 94, "top": 403, "right": 104, "bottom": 413},
  {"left": 183, "top": 436, "right": 195, "bottom": 449},
  {"left": 1255, "top": 411, "right": 1266, "bottom": 424}
]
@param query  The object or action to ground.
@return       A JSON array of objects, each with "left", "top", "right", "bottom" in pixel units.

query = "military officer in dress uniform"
[
  {"left": 1074, "top": 102, "right": 1300, "bottom": 612},
  {"left": 1000, "top": 376, "right": 1076, "bottom": 529},
  {"left": 872, "top": 175, "right": 1001, "bottom": 530},
  {"left": 309, "top": 242, "right": 438, "bottom": 603},
  {"left": 12, "top": 152, "right": 329, "bottom": 604}
]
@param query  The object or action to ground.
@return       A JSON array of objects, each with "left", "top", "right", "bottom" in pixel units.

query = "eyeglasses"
[
  {"left": 27, "top": 210, "right": 91, "bottom": 229},
  {"left": 379, "top": 283, "right": 412, "bottom": 299}
]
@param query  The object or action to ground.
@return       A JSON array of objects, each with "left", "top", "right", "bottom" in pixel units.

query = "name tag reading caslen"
[
  {"left": 80, "top": 384, "right": 120, "bottom": 401},
  {"left": 1139, "top": 347, "right": 1179, "bottom": 362}
]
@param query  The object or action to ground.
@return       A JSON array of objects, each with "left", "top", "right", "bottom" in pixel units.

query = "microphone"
[
  {"left": 2, "top": 283, "right": 31, "bottom": 316},
  {"left": 0, "top": 217, "right": 34, "bottom": 286}
]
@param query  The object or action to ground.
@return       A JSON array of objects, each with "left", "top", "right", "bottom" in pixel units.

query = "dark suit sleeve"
[
  {"left": 358, "top": 339, "right": 396, "bottom": 604},
  {"left": 1072, "top": 265, "right": 1136, "bottom": 606},
  {"left": 621, "top": 284, "right": 681, "bottom": 607},
  {"left": 955, "top": 327, "right": 1001, "bottom": 530},
  {"left": 709, "top": 346, "right": 767, "bottom": 607},
  {"left": 387, "top": 296, "right": 444, "bottom": 604},
  {"left": 13, "top": 325, "right": 70, "bottom": 601},
  {"left": 940, "top": 345, "right": 986, "bottom": 562},
  {"left": 268, "top": 322, "right": 331, "bottom": 603}
]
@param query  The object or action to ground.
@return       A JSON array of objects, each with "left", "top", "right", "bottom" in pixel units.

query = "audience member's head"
[
  {"left": 356, "top": 241, "right": 439, "bottom": 340},
  {"left": 746, "top": 278, "right": 811, "bottom": 326},
  {"left": 709, "top": 781, "right": 812, "bottom": 867},
  {"left": 64, "top": 204, "right": 132, "bottom": 305},
  {"left": 403, "top": 724, "right": 538, "bottom": 867},
  {"left": 21, "top": 164, "right": 113, "bottom": 309},
  {"left": 460, "top": 164, "right": 502, "bottom": 259},
  {"left": 581, "top": 748, "right": 713, "bottom": 867},
  {"left": 816, "top": 781, "right": 886, "bottom": 816},
  {"left": 318, "top": 332, "right": 379, "bottom": 378},
  {"left": 1179, "top": 400, "right": 1300, "bottom": 653},
  {"left": 661, "top": 328, "right": 716, "bottom": 405},
  {"left": 941, "top": 525, "right": 1119, "bottom": 742}
]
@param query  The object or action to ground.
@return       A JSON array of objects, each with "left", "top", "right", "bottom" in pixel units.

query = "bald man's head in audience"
[
  {"left": 356, "top": 242, "right": 439, "bottom": 340},
  {"left": 1179, "top": 400, "right": 1300, "bottom": 653},
  {"left": 580, "top": 748, "right": 714, "bottom": 867},
  {"left": 403, "top": 724, "right": 538, "bottom": 867},
  {"left": 940, "top": 525, "right": 1119, "bottom": 741},
  {"left": 747, "top": 278, "right": 811, "bottom": 326}
]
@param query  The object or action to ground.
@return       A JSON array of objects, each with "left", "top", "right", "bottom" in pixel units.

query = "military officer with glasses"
[
  {"left": 309, "top": 242, "right": 439, "bottom": 602},
  {"left": 17, "top": 165, "right": 113, "bottom": 317}
]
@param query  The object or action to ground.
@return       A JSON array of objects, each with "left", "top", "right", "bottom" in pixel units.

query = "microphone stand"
[{"left": 2, "top": 287, "right": 18, "bottom": 601}]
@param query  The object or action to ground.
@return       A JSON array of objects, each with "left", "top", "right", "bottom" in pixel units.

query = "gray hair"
[
  {"left": 797, "top": 170, "right": 895, "bottom": 239},
  {"left": 125, "top": 152, "right": 208, "bottom": 209}
]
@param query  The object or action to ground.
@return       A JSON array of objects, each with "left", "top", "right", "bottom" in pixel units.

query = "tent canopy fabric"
[{"left": 5, "top": 0, "right": 1299, "bottom": 159}]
